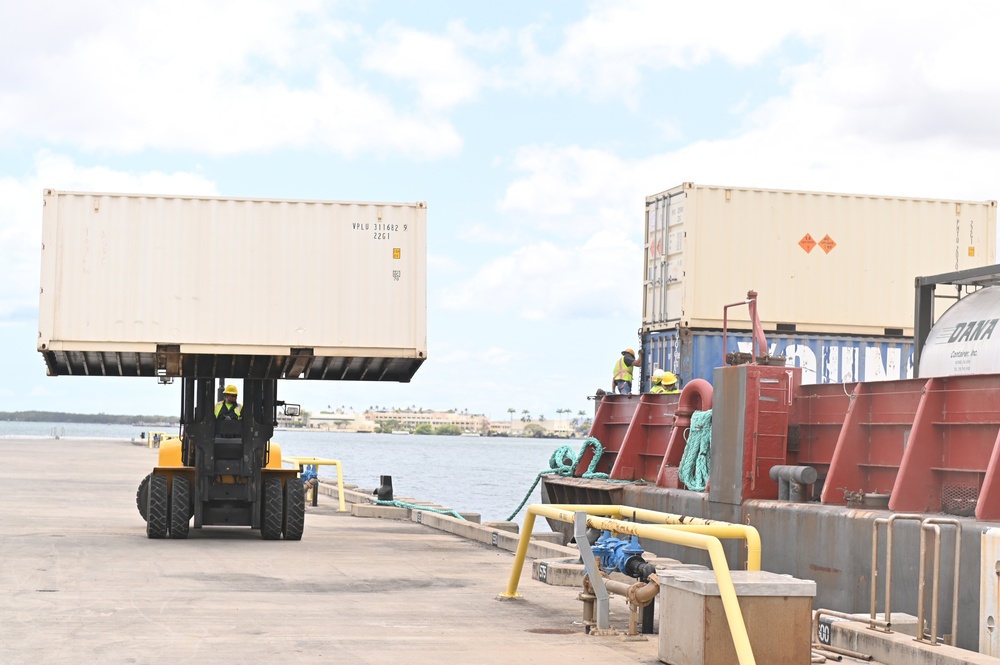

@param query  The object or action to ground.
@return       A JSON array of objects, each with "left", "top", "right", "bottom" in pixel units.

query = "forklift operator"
[{"left": 214, "top": 384, "right": 242, "bottom": 436}]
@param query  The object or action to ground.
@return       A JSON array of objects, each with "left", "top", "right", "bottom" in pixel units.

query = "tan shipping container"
[
  {"left": 38, "top": 190, "right": 427, "bottom": 381},
  {"left": 643, "top": 183, "right": 997, "bottom": 336}
]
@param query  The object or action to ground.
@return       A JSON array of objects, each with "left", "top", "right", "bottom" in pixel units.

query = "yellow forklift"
[{"left": 136, "top": 378, "right": 303, "bottom": 540}]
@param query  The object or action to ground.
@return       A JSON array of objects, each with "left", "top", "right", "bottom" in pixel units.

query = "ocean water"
[{"left": 0, "top": 421, "right": 567, "bottom": 527}]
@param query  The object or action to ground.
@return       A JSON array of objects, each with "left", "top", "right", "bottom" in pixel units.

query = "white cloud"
[
  {"left": 499, "top": 145, "right": 637, "bottom": 237},
  {"left": 0, "top": 1, "right": 461, "bottom": 159},
  {"left": 364, "top": 21, "right": 498, "bottom": 111},
  {"left": 514, "top": 1, "right": 811, "bottom": 101},
  {"left": 440, "top": 232, "right": 641, "bottom": 321},
  {"left": 457, "top": 223, "right": 520, "bottom": 244}
]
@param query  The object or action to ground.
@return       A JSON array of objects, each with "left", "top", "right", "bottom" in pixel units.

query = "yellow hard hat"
[
  {"left": 662, "top": 372, "right": 678, "bottom": 386},
  {"left": 623, "top": 348, "right": 636, "bottom": 356},
  {"left": 223, "top": 384, "right": 239, "bottom": 395}
]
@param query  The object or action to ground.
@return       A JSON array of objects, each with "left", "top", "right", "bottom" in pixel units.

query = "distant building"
[
  {"left": 303, "top": 411, "right": 375, "bottom": 432},
  {"left": 364, "top": 409, "right": 489, "bottom": 434},
  {"left": 286, "top": 407, "right": 575, "bottom": 437}
]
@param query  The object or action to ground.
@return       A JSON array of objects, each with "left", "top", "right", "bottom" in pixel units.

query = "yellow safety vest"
[
  {"left": 214, "top": 401, "right": 242, "bottom": 418},
  {"left": 613, "top": 357, "right": 634, "bottom": 382},
  {"left": 650, "top": 384, "right": 667, "bottom": 394}
]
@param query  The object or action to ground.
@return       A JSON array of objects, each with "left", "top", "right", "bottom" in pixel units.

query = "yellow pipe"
[
  {"left": 547, "top": 503, "right": 762, "bottom": 571},
  {"left": 505, "top": 504, "right": 758, "bottom": 665},
  {"left": 282, "top": 456, "right": 347, "bottom": 512}
]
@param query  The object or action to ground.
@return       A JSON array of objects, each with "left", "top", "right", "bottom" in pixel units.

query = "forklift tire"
[
  {"left": 146, "top": 475, "right": 169, "bottom": 539},
  {"left": 283, "top": 478, "right": 305, "bottom": 541},
  {"left": 169, "top": 476, "right": 191, "bottom": 539},
  {"left": 261, "top": 477, "right": 283, "bottom": 540},
  {"left": 136, "top": 473, "right": 151, "bottom": 522}
]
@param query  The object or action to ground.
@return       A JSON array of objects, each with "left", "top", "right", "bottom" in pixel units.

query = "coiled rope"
[
  {"left": 505, "top": 436, "right": 615, "bottom": 521},
  {"left": 678, "top": 409, "right": 712, "bottom": 492}
]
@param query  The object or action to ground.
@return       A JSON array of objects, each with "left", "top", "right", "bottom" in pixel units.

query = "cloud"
[
  {"left": 440, "top": 232, "right": 641, "bottom": 321},
  {"left": 499, "top": 145, "right": 637, "bottom": 237},
  {"left": 364, "top": 21, "right": 499, "bottom": 111},
  {"left": 0, "top": 1, "right": 462, "bottom": 159},
  {"left": 514, "top": 1, "right": 810, "bottom": 102}
]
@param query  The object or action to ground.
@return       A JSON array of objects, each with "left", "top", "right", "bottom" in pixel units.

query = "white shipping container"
[
  {"left": 38, "top": 190, "right": 427, "bottom": 381},
  {"left": 644, "top": 183, "right": 997, "bottom": 336}
]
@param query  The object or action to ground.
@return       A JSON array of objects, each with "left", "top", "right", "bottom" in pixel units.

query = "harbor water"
[{"left": 0, "top": 421, "right": 565, "bottom": 527}]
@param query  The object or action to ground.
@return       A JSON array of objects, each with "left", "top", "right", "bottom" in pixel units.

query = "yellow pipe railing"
[
  {"left": 546, "top": 504, "right": 762, "bottom": 571},
  {"left": 501, "top": 504, "right": 759, "bottom": 665},
  {"left": 282, "top": 457, "right": 347, "bottom": 512}
]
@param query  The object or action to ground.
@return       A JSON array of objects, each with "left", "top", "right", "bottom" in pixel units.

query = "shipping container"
[
  {"left": 642, "top": 328, "right": 914, "bottom": 391},
  {"left": 644, "top": 183, "right": 997, "bottom": 336},
  {"left": 38, "top": 190, "right": 427, "bottom": 381}
]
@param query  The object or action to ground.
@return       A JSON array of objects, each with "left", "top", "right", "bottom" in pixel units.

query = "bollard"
[
  {"left": 376, "top": 475, "right": 393, "bottom": 501},
  {"left": 769, "top": 465, "right": 817, "bottom": 503}
]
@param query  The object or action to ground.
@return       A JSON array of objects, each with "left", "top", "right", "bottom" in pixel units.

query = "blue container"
[{"left": 642, "top": 329, "right": 914, "bottom": 390}]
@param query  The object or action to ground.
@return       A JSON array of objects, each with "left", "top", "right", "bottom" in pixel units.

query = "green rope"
[
  {"left": 375, "top": 499, "right": 466, "bottom": 520},
  {"left": 678, "top": 409, "right": 712, "bottom": 492},
  {"left": 505, "top": 436, "right": 615, "bottom": 521}
]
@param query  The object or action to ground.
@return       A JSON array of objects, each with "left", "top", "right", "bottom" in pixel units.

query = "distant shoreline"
[{"left": 0, "top": 411, "right": 177, "bottom": 426}]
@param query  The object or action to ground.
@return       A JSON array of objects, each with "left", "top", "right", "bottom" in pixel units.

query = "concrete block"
[
  {"left": 483, "top": 521, "right": 519, "bottom": 534},
  {"left": 658, "top": 569, "right": 815, "bottom": 665},
  {"left": 457, "top": 512, "right": 481, "bottom": 524},
  {"left": 351, "top": 504, "right": 409, "bottom": 520},
  {"left": 532, "top": 559, "right": 584, "bottom": 587},
  {"left": 829, "top": 618, "right": 999, "bottom": 665},
  {"left": 818, "top": 612, "right": 919, "bottom": 642},
  {"left": 530, "top": 531, "right": 565, "bottom": 546}
]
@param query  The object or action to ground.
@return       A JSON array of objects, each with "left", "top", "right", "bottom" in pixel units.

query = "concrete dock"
[{"left": 0, "top": 438, "right": 661, "bottom": 664}]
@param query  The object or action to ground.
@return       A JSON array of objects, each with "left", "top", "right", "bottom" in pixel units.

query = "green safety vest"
[{"left": 214, "top": 401, "right": 242, "bottom": 419}]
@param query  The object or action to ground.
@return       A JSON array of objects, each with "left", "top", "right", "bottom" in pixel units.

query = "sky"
[{"left": 3, "top": 1, "right": 1000, "bottom": 421}]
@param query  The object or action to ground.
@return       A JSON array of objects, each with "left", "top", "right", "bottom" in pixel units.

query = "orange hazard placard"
[
  {"left": 819, "top": 234, "right": 836, "bottom": 254},
  {"left": 798, "top": 234, "right": 816, "bottom": 253}
]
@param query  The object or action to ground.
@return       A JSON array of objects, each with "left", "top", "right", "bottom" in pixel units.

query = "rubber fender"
[
  {"left": 157, "top": 436, "right": 183, "bottom": 466},
  {"left": 265, "top": 441, "right": 283, "bottom": 469}
]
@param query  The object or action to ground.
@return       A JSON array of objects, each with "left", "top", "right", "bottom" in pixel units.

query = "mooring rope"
[
  {"left": 678, "top": 409, "right": 712, "bottom": 492},
  {"left": 505, "top": 436, "right": 628, "bottom": 521},
  {"left": 375, "top": 499, "right": 467, "bottom": 520}
]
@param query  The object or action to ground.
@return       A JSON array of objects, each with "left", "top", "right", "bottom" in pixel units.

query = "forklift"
[{"left": 136, "top": 377, "right": 304, "bottom": 540}]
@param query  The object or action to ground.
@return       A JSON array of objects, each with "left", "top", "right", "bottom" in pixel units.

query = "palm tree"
[{"left": 507, "top": 407, "right": 515, "bottom": 422}]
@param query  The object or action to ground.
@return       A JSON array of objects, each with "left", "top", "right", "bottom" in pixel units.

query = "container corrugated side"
[
  {"left": 38, "top": 190, "right": 427, "bottom": 381},
  {"left": 642, "top": 328, "right": 914, "bottom": 390},
  {"left": 643, "top": 183, "right": 997, "bottom": 336}
]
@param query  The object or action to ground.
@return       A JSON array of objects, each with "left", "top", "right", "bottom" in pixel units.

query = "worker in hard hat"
[
  {"left": 612, "top": 348, "right": 641, "bottom": 394},
  {"left": 650, "top": 368, "right": 667, "bottom": 393},
  {"left": 660, "top": 371, "right": 681, "bottom": 394},
  {"left": 215, "top": 384, "right": 243, "bottom": 429}
]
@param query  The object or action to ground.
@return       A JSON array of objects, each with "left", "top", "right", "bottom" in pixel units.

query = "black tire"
[
  {"left": 261, "top": 477, "right": 283, "bottom": 540},
  {"left": 283, "top": 477, "right": 305, "bottom": 541},
  {"left": 146, "top": 474, "right": 169, "bottom": 539},
  {"left": 169, "top": 476, "right": 191, "bottom": 539},
  {"left": 136, "top": 473, "right": 151, "bottom": 522}
]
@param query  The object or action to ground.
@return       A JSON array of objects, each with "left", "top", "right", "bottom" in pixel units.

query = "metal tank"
[{"left": 918, "top": 285, "right": 1000, "bottom": 377}]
